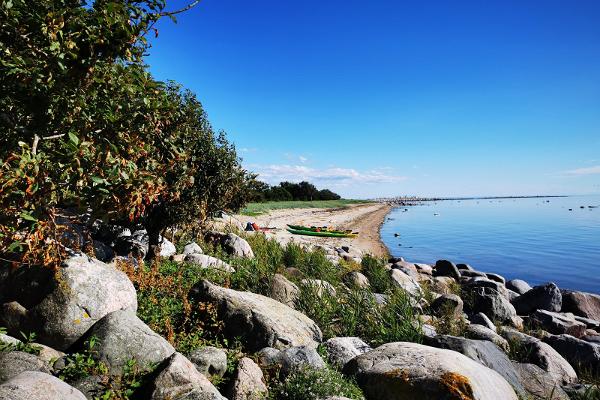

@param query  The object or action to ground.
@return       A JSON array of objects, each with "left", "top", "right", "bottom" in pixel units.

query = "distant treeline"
[{"left": 248, "top": 181, "right": 341, "bottom": 202}]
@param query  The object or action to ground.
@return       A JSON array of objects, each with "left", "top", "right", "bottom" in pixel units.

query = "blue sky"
[{"left": 148, "top": 0, "right": 600, "bottom": 198}]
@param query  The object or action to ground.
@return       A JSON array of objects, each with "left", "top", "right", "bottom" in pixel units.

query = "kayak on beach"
[
  {"left": 287, "top": 227, "right": 358, "bottom": 238},
  {"left": 287, "top": 224, "right": 355, "bottom": 234}
]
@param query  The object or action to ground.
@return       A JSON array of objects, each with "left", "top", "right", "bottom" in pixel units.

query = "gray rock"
[
  {"left": 189, "top": 280, "right": 322, "bottom": 351},
  {"left": 0, "top": 371, "right": 86, "bottom": 400},
  {"left": 204, "top": 231, "right": 254, "bottom": 258},
  {"left": 70, "top": 375, "right": 105, "bottom": 400},
  {"left": 183, "top": 242, "right": 204, "bottom": 256},
  {"left": 278, "top": 345, "right": 325, "bottom": 377},
  {"left": 0, "top": 351, "right": 50, "bottom": 384},
  {"left": 228, "top": 357, "right": 267, "bottom": 400},
  {"left": 269, "top": 274, "right": 299, "bottom": 308},
  {"left": 427, "top": 335, "right": 526, "bottom": 396},
  {"left": 485, "top": 273, "right": 505, "bottom": 284},
  {"left": 512, "top": 283, "right": 562, "bottom": 315},
  {"left": 77, "top": 309, "right": 175, "bottom": 374},
  {"left": 0, "top": 333, "right": 20, "bottom": 347},
  {"left": 463, "top": 278, "right": 509, "bottom": 299},
  {"left": 323, "top": 337, "right": 372, "bottom": 368},
  {"left": 430, "top": 294, "right": 463, "bottom": 318},
  {"left": 189, "top": 346, "right": 228, "bottom": 378},
  {"left": 92, "top": 240, "right": 114, "bottom": 262},
  {"left": 512, "top": 362, "right": 570, "bottom": 400},
  {"left": 149, "top": 352, "right": 225, "bottom": 400},
  {"left": 506, "top": 279, "right": 532, "bottom": 295},
  {"left": 256, "top": 347, "right": 282, "bottom": 367},
  {"left": 344, "top": 271, "right": 370, "bottom": 289},
  {"left": 300, "top": 279, "right": 336, "bottom": 297},
  {"left": 528, "top": 310, "right": 587, "bottom": 337},
  {"left": 468, "top": 286, "right": 523, "bottom": 328},
  {"left": 389, "top": 269, "right": 421, "bottom": 297},
  {"left": 0, "top": 254, "right": 137, "bottom": 351},
  {"left": 391, "top": 261, "right": 419, "bottom": 279},
  {"left": 465, "top": 324, "right": 510, "bottom": 352},
  {"left": 184, "top": 254, "right": 235, "bottom": 273},
  {"left": 373, "top": 293, "right": 388, "bottom": 305},
  {"left": 574, "top": 316, "right": 600, "bottom": 329},
  {"left": 460, "top": 270, "right": 489, "bottom": 279},
  {"left": 561, "top": 290, "right": 600, "bottom": 320},
  {"left": 543, "top": 334, "right": 600, "bottom": 376},
  {"left": 499, "top": 327, "right": 577, "bottom": 385},
  {"left": 422, "top": 324, "right": 437, "bottom": 338},
  {"left": 33, "top": 343, "right": 64, "bottom": 364},
  {"left": 456, "top": 263, "right": 474, "bottom": 271},
  {"left": 506, "top": 289, "right": 520, "bottom": 302},
  {"left": 433, "top": 259, "right": 461, "bottom": 280},
  {"left": 344, "top": 342, "right": 518, "bottom": 400},
  {"left": 470, "top": 312, "right": 496, "bottom": 332}
]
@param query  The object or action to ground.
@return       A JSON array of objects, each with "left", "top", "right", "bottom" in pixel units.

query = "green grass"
[{"left": 240, "top": 199, "right": 370, "bottom": 216}]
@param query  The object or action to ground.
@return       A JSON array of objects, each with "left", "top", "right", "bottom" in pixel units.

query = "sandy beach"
[{"left": 234, "top": 202, "right": 392, "bottom": 257}]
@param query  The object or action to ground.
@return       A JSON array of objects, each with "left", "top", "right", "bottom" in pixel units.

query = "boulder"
[
  {"left": 456, "top": 263, "right": 474, "bottom": 271},
  {"left": 148, "top": 352, "right": 225, "bottom": 400},
  {"left": 0, "top": 254, "right": 137, "bottom": 351},
  {"left": 92, "top": 240, "right": 114, "bottom": 262},
  {"left": 433, "top": 260, "right": 461, "bottom": 280},
  {"left": 430, "top": 276, "right": 456, "bottom": 295},
  {"left": 228, "top": 357, "right": 267, "bottom": 400},
  {"left": 389, "top": 269, "right": 421, "bottom": 297},
  {"left": 0, "top": 371, "right": 86, "bottom": 400},
  {"left": 543, "top": 334, "right": 600, "bottom": 375},
  {"left": 512, "top": 283, "right": 562, "bottom": 315},
  {"left": 561, "top": 290, "right": 600, "bottom": 320},
  {"left": 465, "top": 324, "right": 509, "bottom": 352},
  {"left": 323, "top": 337, "right": 372, "bottom": 368},
  {"left": 76, "top": 309, "right": 175, "bottom": 374},
  {"left": 528, "top": 310, "right": 587, "bottom": 337},
  {"left": 500, "top": 327, "right": 577, "bottom": 384},
  {"left": 463, "top": 279, "right": 509, "bottom": 299},
  {"left": 574, "top": 316, "right": 600, "bottom": 329},
  {"left": 184, "top": 254, "right": 235, "bottom": 273},
  {"left": 430, "top": 294, "right": 463, "bottom": 318},
  {"left": 512, "top": 362, "right": 570, "bottom": 400},
  {"left": 469, "top": 312, "right": 496, "bottom": 332},
  {"left": 278, "top": 345, "right": 326, "bottom": 377},
  {"left": 427, "top": 335, "right": 526, "bottom": 396},
  {"left": 300, "top": 279, "right": 336, "bottom": 297},
  {"left": 188, "top": 346, "right": 228, "bottom": 378},
  {"left": 485, "top": 273, "right": 505, "bottom": 284},
  {"left": 0, "top": 333, "right": 20, "bottom": 347},
  {"left": 467, "top": 286, "right": 522, "bottom": 328},
  {"left": 183, "top": 242, "right": 204, "bottom": 256},
  {"left": 0, "top": 351, "right": 50, "bottom": 384},
  {"left": 204, "top": 231, "right": 254, "bottom": 258},
  {"left": 344, "top": 271, "right": 370, "bottom": 289},
  {"left": 506, "top": 279, "right": 532, "bottom": 295},
  {"left": 189, "top": 280, "right": 322, "bottom": 351},
  {"left": 344, "top": 342, "right": 518, "bottom": 400},
  {"left": 415, "top": 263, "right": 433, "bottom": 275},
  {"left": 269, "top": 274, "right": 299, "bottom": 308},
  {"left": 391, "top": 261, "right": 419, "bottom": 279}
]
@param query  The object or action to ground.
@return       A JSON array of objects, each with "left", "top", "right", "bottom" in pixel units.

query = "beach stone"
[
  {"left": 0, "top": 371, "right": 86, "bottom": 400},
  {"left": 184, "top": 254, "right": 235, "bottom": 273},
  {"left": 465, "top": 324, "right": 509, "bottom": 352},
  {"left": 269, "top": 274, "right": 299, "bottom": 308},
  {"left": 427, "top": 335, "right": 526, "bottom": 396},
  {"left": 278, "top": 345, "right": 326, "bottom": 377},
  {"left": 149, "top": 352, "right": 225, "bottom": 400},
  {"left": 430, "top": 294, "right": 463, "bottom": 318},
  {"left": 459, "top": 270, "right": 488, "bottom": 279},
  {"left": 414, "top": 263, "right": 433, "bottom": 275},
  {"left": 344, "top": 271, "right": 370, "bottom": 289},
  {"left": 189, "top": 280, "right": 322, "bottom": 351},
  {"left": 204, "top": 231, "right": 254, "bottom": 258},
  {"left": 0, "top": 333, "right": 20, "bottom": 347},
  {"left": 300, "top": 279, "right": 336, "bottom": 297},
  {"left": 430, "top": 276, "right": 456, "bottom": 295},
  {"left": 183, "top": 242, "right": 204, "bottom": 256},
  {"left": 512, "top": 283, "right": 562, "bottom": 315},
  {"left": 500, "top": 327, "right": 577, "bottom": 384},
  {"left": 76, "top": 309, "right": 175, "bottom": 374},
  {"left": 506, "top": 289, "right": 520, "bottom": 302},
  {"left": 0, "top": 351, "right": 51, "bottom": 384},
  {"left": 422, "top": 324, "right": 437, "bottom": 338},
  {"left": 512, "top": 362, "right": 570, "bottom": 400},
  {"left": 114, "top": 230, "right": 176, "bottom": 258},
  {"left": 389, "top": 269, "right": 421, "bottom": 297},
  {"left": 528, "top": 310, "right": 587, "bottom": 337},
  {"left": 561, "top": 290, "right": 600, "bottom": 320},
  {"left": 506, "top": 279, "right": 532, "bottom": 295},
  {"left": 392, "top": 261, "right": 419, "bottom": 278},
  {"left": 343, "top": 341, "right": 518, "bottom": 400},
  {"left": 256, "top": 347, "right": 282, "bottom": 367},
  {"left": 470, "top": 312, "right": 496, "bottom": 332},
  {"left": 463, "top": 278, "right": 509, "bottom": 299},
  {"left": 574, "top": 316, "right": 600, "bottom": 329},
  {"left": 485, "top": 273, "right": 505, "bottom": 284},
  {"left": 373, "top": 293, "right": 388, "bottom": 305},
  {"left": 228, "top": 357, "right": 267, "bottom": 400},
  {"left": 0, "top": 254, "right": 137, "bottom": 351},
  {"left": 70, "top": 375, "right": 105, "bottom": 399},
  {"left": 433, "top": 260, "right": 461, "bottom": 280},
  {"left": 188, "top": 346, "right": 228, "bottom": 378},
  {"left": 323, "top": 337, "right": 372, "bottom": 368},
  {"left": 468, "top": 286, "right": 522, "bottom": 328},
  {"left": 456, "top": 263, "right": 474, "bottom": 271},
  {"left": 543, "top": 334, "right": 600, "bottom": 375}
]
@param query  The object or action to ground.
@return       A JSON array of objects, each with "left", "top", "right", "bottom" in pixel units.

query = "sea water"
[{"left": 380, "top": 195, "right": 600, "bottom": 294}]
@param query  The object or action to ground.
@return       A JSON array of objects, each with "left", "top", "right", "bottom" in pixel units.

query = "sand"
[{"left": 233, "top": 202, "right": 392, "bottom": 257}]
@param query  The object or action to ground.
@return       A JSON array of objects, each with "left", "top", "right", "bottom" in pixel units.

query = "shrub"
[
  {"left": 0, "top": 329, "right": 41, "bottom": 355},
  {"left": 269, "top": 366, "right": 364, "bottom": 400},
  {"left": 361, "top": 255, "right": 392, "bottom": 293}
]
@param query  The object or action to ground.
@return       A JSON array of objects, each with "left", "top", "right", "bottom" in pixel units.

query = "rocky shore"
[{"left": 1, "top": 212, "right": 599, "bottom": 400}]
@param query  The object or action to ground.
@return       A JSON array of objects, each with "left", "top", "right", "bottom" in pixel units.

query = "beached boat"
[
  {"left": 287, "top": 227, "right": 358, "bottom": 238},
  {"left": 287, "top": 224, "right": 354, "bottom": 234}
]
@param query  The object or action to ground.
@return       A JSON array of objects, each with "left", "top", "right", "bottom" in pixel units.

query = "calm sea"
[{"left": 380, "top": 195, "right": 600, "bottom": 294}]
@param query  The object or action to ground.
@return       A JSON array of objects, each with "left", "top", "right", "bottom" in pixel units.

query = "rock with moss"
[
  {"left": 344, "top": 342, "right": 518, "bottom": 400},
  {"left": 189, "top": 280, "right": 322, "bottom": 351},
  {"left": 0, "top": 371, "right": 86, "bottom": 400},
  {"left": 0, "top": 254, "right": 137, "bottom": 351}
]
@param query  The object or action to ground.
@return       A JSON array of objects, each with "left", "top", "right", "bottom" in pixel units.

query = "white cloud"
[
  {"left": 564, "top": 165, "right": 600, "bottom": 176},
  {"left": 299, "top": 156, "right": 308, "bottom": 163},
  {"left": 240, "top": 147, "right": 258, "bottom": 153},
  {"left": 248, "top": 164, "right": 407, "bottom": 186}
]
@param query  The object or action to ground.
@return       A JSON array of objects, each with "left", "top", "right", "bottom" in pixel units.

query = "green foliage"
[
  {"left": 0, "top": 329, "right": 42, "bottom": 355},
  {"left": 59, "top": 336, "right": 108, "bottom": 382},
  {"left": 361, "top": 254, "right": 392, "bottom": 293},
  {"left": 246, "top": 180, "right": 342, "bottom": 203},
  {"left": 269, "top": 366, "right": 364, "bottom": 400},
  {"left": 240, "top": 199, "right": 367, "bottom": 216}
]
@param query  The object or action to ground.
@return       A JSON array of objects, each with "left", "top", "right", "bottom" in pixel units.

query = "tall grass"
[{"left": 240, "top": 199, "right": 370, "bottom": 216}]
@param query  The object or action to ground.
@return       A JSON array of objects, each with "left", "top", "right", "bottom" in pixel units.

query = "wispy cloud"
[
  {"left": 564, "top": 165, "right": 600, "bottom": 176},
  {"left": 248, "top": 164, "right": 407, "bottom": 186},
  {"left": 240, "top": 147, "right": 258, "bottom": 153},
  {"left": 299, "top": 156, "right": 308, "bottom": 163}
]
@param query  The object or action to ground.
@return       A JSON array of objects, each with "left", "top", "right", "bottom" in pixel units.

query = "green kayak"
[
  {"left": 287, "top": 228, "right": 358, "bottom": 238},
  {"left": 287, "top": 224, "right": 354, "bottom": 235}
]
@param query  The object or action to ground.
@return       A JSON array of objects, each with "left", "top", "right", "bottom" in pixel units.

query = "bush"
[
  {"left": 361, "top": 255, "right": 392, "bottom": 293},
  {"left": 269, "top": 366, "right": 364, "bottom": 400}
]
